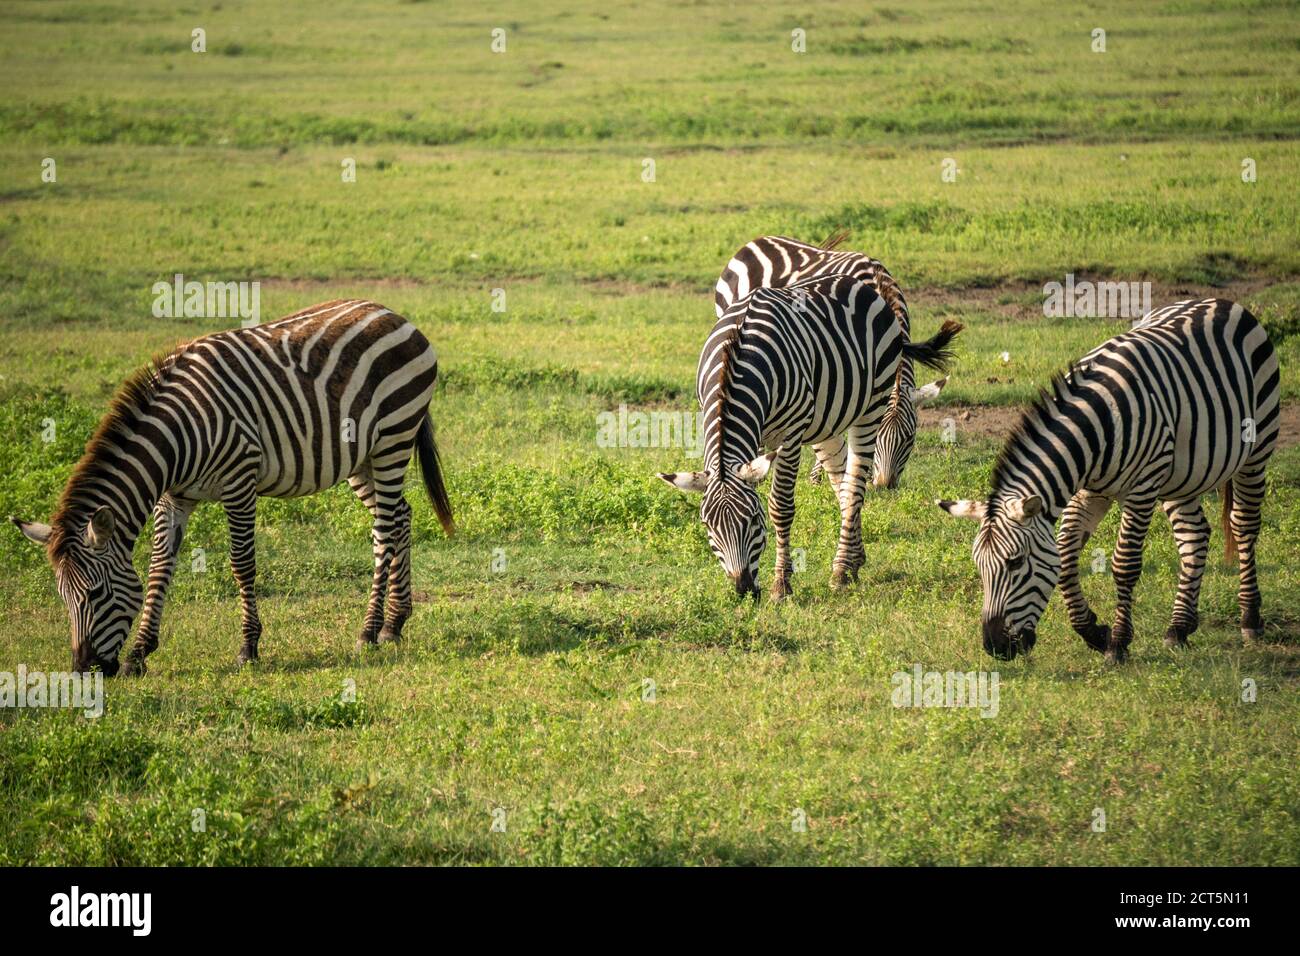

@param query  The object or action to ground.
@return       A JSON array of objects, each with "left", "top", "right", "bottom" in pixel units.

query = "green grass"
[
  {"left": 1, "top": 0, "right": 1298, "bottom": 865},
  {"left": 2, "top": 0, "right": 1298, "bottom": 148}
]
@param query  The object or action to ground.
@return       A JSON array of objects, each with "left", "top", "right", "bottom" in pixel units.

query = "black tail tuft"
[
  {"left": 818, "top": 228, "right": 851, "bottom": 251},
  {"left": 416, "top": 413, "right": 454, "bottom": 536},
  {"left": 903, "top": 319, "right": 963, "bottom": 373}
]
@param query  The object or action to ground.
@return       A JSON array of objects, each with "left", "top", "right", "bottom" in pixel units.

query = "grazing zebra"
[
  {"left": 12, "top": 299, "right": 454, "bottom": 676},
  {"left": 715, "top": 233, "right": 949, "bottom": 491},
  {"left": 660, "top": 273, "right": 961, "bottom": 600},
  {"left": 939, "top": 298, "right": 1278, "bottom": 663}
]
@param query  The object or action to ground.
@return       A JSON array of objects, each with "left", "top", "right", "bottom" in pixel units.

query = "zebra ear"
[
  {"left": 11, "top": 516, "right": 52, "bottom": 546},
  {"left": 657, "top": 471, "right": 709, "bottom": 494},
  {"left": 1005, "top": 495, "right": 1043, "bottom": 524},
  {"left": 86, "top": 505, "right": 116, "bottom": 550},
  {"left": 910, "top": 377, "right": 947, "bottom": 407},
  {"left": 937, "top": 499, "right": 986, "bottom": 520},
  {"left": 736, "top": 450, "right": 778, "bottom": 485}
]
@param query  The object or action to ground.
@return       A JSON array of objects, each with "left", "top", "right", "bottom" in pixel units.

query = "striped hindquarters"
[
  {"left": 996, "top": 298, "right": 1279, "bottom": 510},
  {"left": 1088, "top": 298, "right": 1279, "bottom": 495},
  {"left": 714, "top": 235, "right": 910, "bottom": 337},
  {"left": 171, "top": 298, "right": 440, "bottom": 497}
]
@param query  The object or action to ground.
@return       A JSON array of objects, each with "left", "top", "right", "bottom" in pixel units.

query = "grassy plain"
[{"left": 0, "top": 0, "right": 1298, "bottom": 864}]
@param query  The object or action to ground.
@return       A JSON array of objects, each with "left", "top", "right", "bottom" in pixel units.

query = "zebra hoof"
[
  {"left": 121, "top": 656, "right": 147, "bottom": 677},
  {"left": 236, "top": 649, "right": 259, "bottom": 666},
  {"left": 1103, "top": 641, "right": 1130, "bottom": 665},
  {"left": 770, "top": 577, "right": 793, "bottom": 603},
  {"left": 377, "top": 626, "right": 403, "bottom": 645},
  {"left": 1077, "top": 622, "right": 1109, "bottom": 653},
  {"left": 829, "top": 570, "right": 850, "bottom": 590},
  {"left": 1242, "top": 628, "right": 1264, "bottom": 643},
  {"left": 1163, "top": 630, "right": 1190, "bottom": 649}
]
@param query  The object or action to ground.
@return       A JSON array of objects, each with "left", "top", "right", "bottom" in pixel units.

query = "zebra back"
[
  {"left": 991, "top": 298, "right": 1279, "bottom": 518},
  {"left": 715, "top": 234, "right": 912, "bottom": 394},
  {"left": 48, "top": 299, "right": 440, "bottom": 551},
  {"left": 715, "top": 235, "right": 908, "bottom": 325},
  {"left": 698, "top": 273, "right": 904, "bottom": 475}
]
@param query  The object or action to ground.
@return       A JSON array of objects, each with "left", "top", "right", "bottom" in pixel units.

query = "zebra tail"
[
  {"left": 1222, "top": 479, "right": 1236, "bottom": 565},
  {"left": 902, "top": 319, "right": 964, "bottom": 373},
  {"left": 416, "top": 413, "right": 455, "bottom": 536}
]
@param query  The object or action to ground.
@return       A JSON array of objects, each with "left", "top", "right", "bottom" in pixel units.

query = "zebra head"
[
  {"left": 12, "top": 507, "right": 142, "bottom": 676},
  {"left": 937, "top": 495, "right": 1059, "bottom": 659},
  {"left": 872, "top": 376, "right": 948, "bottom": 489},
  {"left": 657, "top": 450, "right": 775, "bottom": 600}
]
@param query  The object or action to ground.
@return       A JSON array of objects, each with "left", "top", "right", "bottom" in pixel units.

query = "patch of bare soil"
[
  {"left": 257, "top": 273, "right": 1293, "bottom": 308},
  {"left": 921, "top": 403, "right": 1300, "bottom": 450},
  {"left": 257, "top": 277, "right": 436, "bottom": 293},
  {"left": 256, "top": 275, "right": 704, "bottom": 298},
  {"left": 911, "top": 275, "right": 1286, "bottom": 322},
  {"left": 919, "top": 406, "right": 1023, "bottom": 443}
]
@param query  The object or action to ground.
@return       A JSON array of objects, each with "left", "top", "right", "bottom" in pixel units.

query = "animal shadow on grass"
[
  {"left": 449, "top": 604, "right": 677, "bottom": 658},
  {"left": 435, "top": 600, "right": 818, "bottom": 658},
  {"left": 247, "top": 639, "right": 415, "bottom": 675},
  {"left": 155, "top": 572, "right": 827, "bottom": 675}
]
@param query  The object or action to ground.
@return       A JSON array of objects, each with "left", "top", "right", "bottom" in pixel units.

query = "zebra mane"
[
  {"left": 710, "top": 311, "right": 748, "bottom": 474},
  {"left": 988, "top": 369, "right": 1076, "bottom": 505},
  {"left": 47, "top": 346, "right": 185, "bottom": 561},
  {"left": 818, "top": 228, "right": 851, "bottom": 251}
]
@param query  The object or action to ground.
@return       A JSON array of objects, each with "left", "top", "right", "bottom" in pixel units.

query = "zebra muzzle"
[
  {"left": 75, "top": 653, "right": 119, "bottom": 677},
  {"left": 731, "top": 568, "right": 760, "bottom": 601},
  {"left": 982, "top": 616, "right": 1034, "bottom": 660}
]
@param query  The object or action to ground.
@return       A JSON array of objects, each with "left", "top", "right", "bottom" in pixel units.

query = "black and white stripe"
[
  {"left": 715, "top": 234, "right": 947, "bottom": 490},
  {"left": 662, "top": 274, "right": 960, "bottom": 600},
  {"left": 940, "top": 298, "right": 1279, "bottom": 662},
  {"left": 13, "top": 299, "right": 454, "bottom": 675}
]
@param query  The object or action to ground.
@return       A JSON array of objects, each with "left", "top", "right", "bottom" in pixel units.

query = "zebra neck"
[
  {"left": 890, "top": 356, "right": 916, "bottom": 408},
  {"left": 704, "top": 402, "right": 765, "bottom": 477},
  {"left": 713, "top": 441, "right": 763, "bottom": 478},
  {"left": 991, "top": 394, "right": 1098, "bottom": 521},
  {"left": 55, "top": 413, "right": 179, "bottom": 548},
  {"left": 706, "top": 427, "right": 763, "bottom": 477},
  {"left": 889, "top": 301, "right": 914, "bottom": 405},
  {"left": 704, "top": 355, "right": 772, "bottom": 476}
]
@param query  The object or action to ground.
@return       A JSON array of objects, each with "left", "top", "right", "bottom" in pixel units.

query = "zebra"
[
  {"left": 11, "top": 299, "right": 454, "bottom": 676},
  {"left": 938, "top": 298, "right": 1279, "bottom": 663},
  {"left": 659, "top": 273, "right": 961, "bottom": 600},
  {"left": 715, "top": 233, "right": 949, "bottom": 491}
]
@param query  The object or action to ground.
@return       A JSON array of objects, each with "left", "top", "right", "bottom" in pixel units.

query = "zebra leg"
[
  {"left": 350, "top": 455, "right": 411, "bottom": 646},
  {"left": 829, "top": 424, "right": 873, "bottom": 588},
  {"left": 122, "top": 493, "right": 197, "bottom": 676},
  {"left": 350, "top": 472, "right": 390, "bottom": 647},
  {"left": 810, "top": 436, "right": 846, "bottom": 494},
  {"left": 222, "top": 483, "right": 262, "bottom": 666},
  {"left": 1056, "top": 491, "right": 1112, "bottom": 653},
  {"left": 377, "top": 497, "right": 413, "bottom": 643},
  {"left": 1162, "top": 498, "right": 1210, "bottom": 648},
  {"left": 1107, "top": 493, "right": 1158, "bottom": 663},
  {"left": 1229, "top": 465, "right": 1268, "bottom": 641},
  {"left": 766, "top": 444, "right": 803, "bottom": 602}
]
